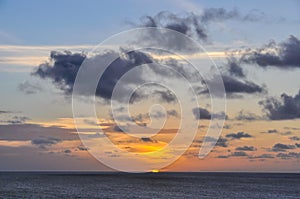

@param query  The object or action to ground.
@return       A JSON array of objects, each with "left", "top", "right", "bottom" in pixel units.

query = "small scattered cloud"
[
  {"left": 3, "top": 116, "right": 30, "bottom": 124},
  {"left": 18, "top": 81, "right": 43, "bottom": 94},
  {"left": 226, "top": 132, "right": 253, "bottom": 140},
  {"left": 235, "top": 110, "right": 262, "bottom": 121},
  {"left": 271, "top": 143, "right": 296, "bottom": 152},
  {"left": 193, "top": 107, "right": 227, "bottom": 120},
  {"left": 235, "top": 146, "right": 257, "bottom": 151},
  {"left": 231, "top": 151, "right": 248, "bottom": 157},
  {"left": 31, "top": 137, "right": 62, "bottom": 149},
  {"left": 276, "top": 152, "right": 300, "bottom": 159}
]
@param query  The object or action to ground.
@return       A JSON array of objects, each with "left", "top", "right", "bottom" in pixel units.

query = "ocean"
[{"left": 0, "top": 172, "right": 299, "bottom": 198}]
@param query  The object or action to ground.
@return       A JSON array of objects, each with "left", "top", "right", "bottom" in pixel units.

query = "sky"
[{"left": 0, "top": 0, "right": 300, "bottom": 172}]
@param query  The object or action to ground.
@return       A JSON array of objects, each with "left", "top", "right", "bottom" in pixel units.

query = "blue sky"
[{"left": 1, "top": 0, "right": 299, "bottom": 45}]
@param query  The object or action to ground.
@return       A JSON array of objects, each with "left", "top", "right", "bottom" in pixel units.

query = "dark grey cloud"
[
  {"left": 31, "top": 137, "right": 62, "bottom": 148},
  {"left": 167, "top": 109, "right": 179, "bottom": 118},
  {"left": 221, "top": 75, "right": 265, "bottom": 95},
  {"left": 276, "top": 152, "right": 300, "bottom": 159},
  {"left": 193, "top": 107, "right": 211, "bottom": 120},
  {"left": 33, "top": 50, "right": 151, "bottom": 101},
  {"left": 192, "top": 107, "right": 227, "bottom": 120},
  {"left": 261, "top": 129, "right": 279, "bottom": 134},
  {"left": 137, "top": 8, "right": 266, "bottom": 42},
  {"left": 227, "top": 58, "right": 245, "bottom": 78},
  {"left": 240, "top": 35, "right": 300, "bottom": 69},
  {"left": 290, "top": 136, "right": 300, "bottom": 141},
  {"left": 140, "top": 137, "right": 154, "bottom": 142},
  {"left": 33, "top": 50, "right": 194, "bottom": 103},
  {"left": 64, "top": 149, "right": 72, "bottom": 154},
  {"left": 226, "top": 132, "right": 253, "bottom": 139},
  {"left": 217, "top": 155, "right": 230, "bottom": 159},
  {"left": 259, "top": 90, "right": 300, "bottom": 120},
  {"left": 271, "top": 143, "right": 296, "bottom": 152},
  {"left": 197, "top": 75, "right": 266, "bottom": 98},
  {"left": 231, "top": 151, "right": 248, "bottom": 157},
  {"left": 235, "top": 146, "right": 257, "bottom": 151},
  {"left": 77, "top": 145, "right": 89, "bottom": 151},
  {"left": 18, "top": 81, "right": 43, "bottom": 94},
  {"left": 267, "top": 129, "right": 279, "bottom": 134}
]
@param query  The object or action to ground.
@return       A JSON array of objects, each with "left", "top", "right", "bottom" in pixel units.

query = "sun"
[{"left": 151, "top": 169, "right": 160, "bottom": 173}]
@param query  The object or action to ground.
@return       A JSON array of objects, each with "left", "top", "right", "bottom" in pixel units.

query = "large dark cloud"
[
  {"left": 33, "top": 50, "right": 196, "bottom": 103},
  {"left": 33, "top": 50, "right": 150, "bottom": 101},
  {"left": 240, "top": 35, "right": 300, "bottom": 69},
  {"left": 225, "top": 132, "right": 253, "bottom": 140},
  {"left": 259, "top": 90, "right": 300, "bottom": 120}
]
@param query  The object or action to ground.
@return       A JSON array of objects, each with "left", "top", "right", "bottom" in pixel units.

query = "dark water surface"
[{"left": 0, "top": 172, "right": 299, "bottom": 198}]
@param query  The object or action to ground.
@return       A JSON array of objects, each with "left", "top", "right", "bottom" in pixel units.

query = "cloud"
[
  {"left": 259, "top": 90, "right": 300, "bottom": 120},
  {"left": 240, "top": 35, "right": 300, "bottom": 69},
  {"left": 33, "top": 50, "right": 193, "bottom": 103},
  {"left": 235, "top": 110, "right": 262, "bottom": 121},
  {"left": 167, "top": 109, "right": 179, "bottom": 118},
  {"left": 271, "top": 143, "right": 296, "bottom": 152},
  {"left": 235, "top": 146, "right": 257, "bottom": 151},
  {"left": 18, "top": 81, "right": 43, "bottom": 94},
  {"left": 31, "top": 137, "right": 62, "bottom": 148},
  {"left": 289, "top": 136, "right": 300, "bottom": 141},
  {"left": 192, "top": 107, "right": 227, "bottom": 120},
  {"left": 204, "top": 136, "right": 228, "bottom": 147},
  {"left": 197, "top": 75, "right": 266, "bottom": 98},
  {"left": 0, "top": 123, "right": 77, "bottom": 141},
  {"left": 0, "top": 110, "right": 13, "bottom": 114},
  {"left": 136, "top": 8, "right": 266, "bottom": 43},
  {"left": 276, "top": 152, "right": 300, "bottom": 159},
  {"left": 153, "top": 90, "right": 177, "bottom": 103},
  {"left": 261, "top": 129, "right": 279, "bottom": 134},
  {"left": 249, "top": 154, "right": 275, "bottom": 159},
  {"left": 226, "top": 132, "right": 253, "bottom": 139},
  {"left": 227, "top": 58, "right": 245, "bottom": 78},
  {"left": 231, "top": 151, "right": 248, "bottom": 157},
  {"left": 77, "top": 145, "right": 89, "bottom": 151},
  {"left": 140, "top": 137, "right": 154, "bottom": 142},
  {"left": 4, "top": 116, "right": 30, "bottom": 124}
]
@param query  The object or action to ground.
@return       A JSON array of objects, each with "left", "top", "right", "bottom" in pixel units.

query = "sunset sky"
[{"left": 1, "top": 0, "right": 300, "bottom": 172}]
